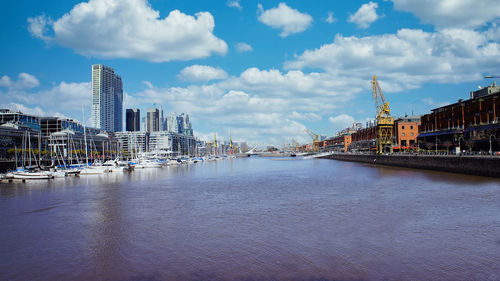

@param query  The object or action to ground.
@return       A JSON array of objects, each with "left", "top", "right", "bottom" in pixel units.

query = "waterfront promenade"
[
  {"left": 1, "top": 157, "right": 499, "bottom": 280},
  {"left": 320, "top": 152, "right": 500, "bottom": 178}
]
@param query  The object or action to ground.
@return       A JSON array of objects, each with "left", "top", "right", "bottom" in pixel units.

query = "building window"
[
  {"left": 402, "top": 125, "right": 405, "bottom": 129},
  {"left": 410, "top": 125, "right": 413, "bottom": 129},
  {"left": 411, "top": 132, "right": 414, "bottom": 136},
  {"left": 402, "top": 132, "right": 405, "bottom": 136}
]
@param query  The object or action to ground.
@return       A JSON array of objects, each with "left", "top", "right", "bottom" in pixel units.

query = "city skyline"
[{"left": 1, "top": 0, "right": 500, "bottom": 145}]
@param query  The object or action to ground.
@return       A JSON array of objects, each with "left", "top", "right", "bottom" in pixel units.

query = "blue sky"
[{"left": 1, "top": 0, "right": 500, "bottom": 145}]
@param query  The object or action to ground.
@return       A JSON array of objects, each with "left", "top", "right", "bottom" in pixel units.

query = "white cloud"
[
  {"left": 17, "top": 73, "right": 40, "bottom": 89},
  {"left": 127, "top": 67, "right": 364, "bottom": 145},
  {"left": 348, "top": 1, "right": 379, "bottom": 29},
  {"left": 0, "top": 73, "right": 90, "bottom": 121},
  {"left": 141, "top": 81, "right": 154, "bottom": 89},
  {"left": 178, "top": 65, "right": 229, "bottom": 82},
  {"left": 0, "top": 76, "right": 12, "bottom": 87},
  {"left": 53, "top": 112, "right": 71, "bottom": 119},
  {"left": 0, "top": 68, "right": 357, "bottom": 145},
  {"left": 421, "top": 97, "right": 449, "bottom": 108},
  {"left": 325, "top": 11, "right": 336, "bottom": 24},
  {"left": 257, "top": 3, "right": 313, "bottom": 37},
  {"left": 391, "top": 0, "right": 500, "bottom": 29},
  {"left": 36, "top": 81, "right": 91, "bottom": 112},
  {"left": 27, "top": 15, "right": 53, "bottom": 41},
  {"left": 236, "top": 42, "right": 253, "bottom": 52},
  {"left": 329, "top": 114, "right": 355, "bottom": 132},
  {"left": 227, "top": 0, "right": 242, "bottom": 10},
  {"left": 290, "top": 111, "right": 322, "bottom": 121},
  {"left": 123, "top": 92, "right": 141, "bottom": 110},
  {"left": 285, "top": 27, "right": 500, "bottom": 91},
  {"left": 28, "top": 0, "right": 227, "bottom": 62},
  {"left": 0, "top": 73, "right": 40, "bottom": 90},
  {"left": 0, "top": 103, "right": 46, "bottom": 117}
]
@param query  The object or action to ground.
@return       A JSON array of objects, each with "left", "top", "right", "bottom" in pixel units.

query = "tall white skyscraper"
[{"left": 91, "top": 64, "right": 123, "bottom": 132}]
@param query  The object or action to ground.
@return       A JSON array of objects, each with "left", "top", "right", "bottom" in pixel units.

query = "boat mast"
[
  {"left": 83, "top": 106, "right": 89, "bottom": 167},
  {"left": 28, "top": 132, "right": 32, "bottom": 168},
  {"left": 15, "top": 145, "right": 18, "bottom": 169},
  {"left": 38, "top": 131, "right": 41, "bottom": 167}
]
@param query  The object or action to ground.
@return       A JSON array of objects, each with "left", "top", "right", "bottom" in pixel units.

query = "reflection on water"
[{"left": 0, "top": 157, "right": 499, "bottom": 280}]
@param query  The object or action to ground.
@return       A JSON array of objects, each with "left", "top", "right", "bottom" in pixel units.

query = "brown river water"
[{"left": 0, "top": 157, "right": 499, "bottom": 280}]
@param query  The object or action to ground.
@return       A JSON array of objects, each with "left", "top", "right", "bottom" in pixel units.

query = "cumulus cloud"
[
  {"left": 290, "top": 111, "right": 322, "bottom": 121},
  {"left": 348, "top": 1, "right": 379, "bottom": 29},
  {"left": 236, "top": 42, "right": 253, "bottom": 52},
  {"left": 257, "top": 3, "right": 313, "bottom": 37},
  {"left": 141, "top": 81, "right": 154, "bottom": 89},
  {"left": 0, "top": 66, "right": 362, "bottom": 145},
  {"left": 391, "top": 0, "right": 500, "bottom": 29},
  {"left": 27, "top": 0, "right": 227, "bottom": 62},
  {"left": 126, "top": 66, "right": 364, "bottom": 145},
  {"left": 325, "top": 11, "right": 336, "bottom": 24},
  {"left": 227, "top": 0, "right": 242, "bottom": 10},
  {"left": 178, "top": 65, "right": 229, "bottom": 82},
  {"left": 0, "top": 73, "right": 90, "bottom": 121},
  {"left": 329, "top": 114, "right": 355, "bottom": 132},
  {"left": 0, "top": 73, "right": 40, "bottom": 90},
  {"left": 27, "top": 15, "right": 53, "bottom": 41},
  {"left": 0, "top": 103, "right": 46, "bottom": 117},
  {"left": 285, "top": 27, "right": 500, "bottom": 91},
  {"left": 0, "top": 76, "right": 12, "bottom": 87}
]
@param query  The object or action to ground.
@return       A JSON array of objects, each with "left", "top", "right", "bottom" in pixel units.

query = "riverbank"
[{"left": 319, "top": 153, "right": 500, "bottom": 178}]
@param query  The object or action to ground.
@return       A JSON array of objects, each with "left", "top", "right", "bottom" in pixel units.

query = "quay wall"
[{"left": 320, "top": 154, "right": 500, "bottom": 178}]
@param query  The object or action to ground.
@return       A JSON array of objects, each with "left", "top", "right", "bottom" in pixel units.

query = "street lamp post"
[
  {"left": 490, "top": 134, "right": 496, "bottom": 155},
  {"left": 435, "top": 136, "right": 439, "bottom": 154},
  {"left": 458, "top": 136, "right": 464, "bottom": 155}
]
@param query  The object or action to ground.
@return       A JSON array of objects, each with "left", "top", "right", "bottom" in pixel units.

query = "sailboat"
[
  {"left": 6, "top": 131, "right": 54, "bottom": 179},
  {"left": 78, "top": 107, "right": 109, "bottom": 175}
]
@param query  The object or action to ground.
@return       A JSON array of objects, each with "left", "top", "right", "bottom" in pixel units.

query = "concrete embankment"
[{"left": 320, "top": 153, "right": 500, "bottom": 178}]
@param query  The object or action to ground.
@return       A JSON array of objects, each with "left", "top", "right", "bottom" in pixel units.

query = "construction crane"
[
  {"left": 290, "top": 138, "right": 300, "bottom": 152},
  {"left": 372, "top": 75, "right": 394, "bottom": 154},
  {"left": 214, "top": 133, "right": 218, "bottom": 155},
  {"left": 304, "top": 129, "right": 320, "bottom": 152}
]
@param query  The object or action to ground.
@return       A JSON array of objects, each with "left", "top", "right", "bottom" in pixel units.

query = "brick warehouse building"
[
  {"left": 418, "top": 82, "right": 500, "bottom": 153},
  {"left": 321, "top": 134, "right": 352, "bottom": 152},
  {"left": 348, "top": 126, "right": 377, "bottom": 152},
  {"left": 394, "top": 116, "right": 421, "bottom": 150},
  {"left": 345, "top": 117, "right": 420, "bottom": 152}
]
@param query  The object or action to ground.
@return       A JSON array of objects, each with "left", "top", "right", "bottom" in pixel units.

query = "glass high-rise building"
[
  {"left": 126, "top": 108, "right": 140, "bottom": 131},
  {"left": 91, "top": 64, "right": 123, "bottom": 132},
  {"left": 147, "top": 108, "right": 160, "bottom": 133}
]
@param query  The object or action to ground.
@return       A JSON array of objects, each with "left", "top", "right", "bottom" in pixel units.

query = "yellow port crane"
[
  {"left": 372, "top": 75, "right": 394, "bottom": 154},
  {"left": 290, "top": 138, "right": 300, "bottom": 152},
  {"left": 304, "top": 129, "right": 320, "bottom": 152}
]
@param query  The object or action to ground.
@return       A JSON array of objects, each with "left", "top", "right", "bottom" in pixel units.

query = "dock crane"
[
  {"left": 304, "top": 129, "right": 320, "bottom": 152},
  {"left": 214, "top": 133, "right": 218, "bottom": 155},
  {"left": 372, "top": 75, "right": 394, "bottom": 154}
]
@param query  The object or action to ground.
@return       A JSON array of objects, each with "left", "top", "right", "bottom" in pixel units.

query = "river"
[{"left": 1, "top": 157, "right": 499, "bottom": 280}]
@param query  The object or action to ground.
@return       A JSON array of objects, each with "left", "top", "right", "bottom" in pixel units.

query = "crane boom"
[
  {"left": 304, "top": 129, "right": 320, "bottom": 152},
  {"left": 372, "top": 75, "right": 394, "bottom": 154}
]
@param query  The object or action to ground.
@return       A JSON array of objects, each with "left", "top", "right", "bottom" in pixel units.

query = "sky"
[{"left": 1, "top": 0, "right": 500, "bottom": 146}]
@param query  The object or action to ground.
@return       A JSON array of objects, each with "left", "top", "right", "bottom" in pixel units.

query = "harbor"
[
  {"left": 2, "top": 0, "right": 500, "bottom": 279},
  {"left": 1, "top": 156, "right": 499, "bottom": 280}
]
